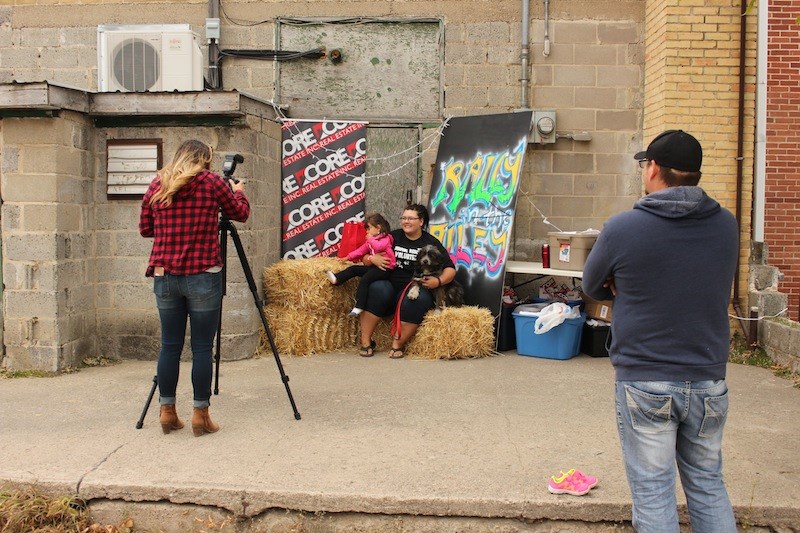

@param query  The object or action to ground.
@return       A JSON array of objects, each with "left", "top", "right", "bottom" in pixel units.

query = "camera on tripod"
[
  {"left": 222, "top": 153, "right": 244, "bottom": 184},
  {"left": 136, "top": 150, "right": 302, "bottom": 428}
]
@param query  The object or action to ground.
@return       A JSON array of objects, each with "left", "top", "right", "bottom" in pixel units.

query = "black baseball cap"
[{"left": 634, "top": 130, "right": 702, "bottom": 172}]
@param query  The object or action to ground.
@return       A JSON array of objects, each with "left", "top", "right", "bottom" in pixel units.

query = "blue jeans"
[
  {"left": 615, "top": 380, "right": 736, "bottom": 533},
  {"left": 154, "top": 272, "right": 222, "bottom": 409}
]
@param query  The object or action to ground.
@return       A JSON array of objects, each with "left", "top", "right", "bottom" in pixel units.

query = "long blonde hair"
[{"left": 149, "top": 140, "right": 213, "bottom": 206}]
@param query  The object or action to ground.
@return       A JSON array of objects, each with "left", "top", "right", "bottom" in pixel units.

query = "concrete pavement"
[{"left": 0, "top": 352, "right": 798, "bottom": 531}]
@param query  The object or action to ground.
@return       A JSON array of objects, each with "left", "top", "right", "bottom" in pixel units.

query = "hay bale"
[
  {"left": 258, "top": 303, "right": 359, "bottom": 356},
  {"left": 263, "top": 258, "right": 357, "bottom": 313},
  {"left": 405, "top": 306, "right": 495, "bottom": 360},
  {"left": 259, "top": 259, "right": 497, "bottom": 360},
  {"left": 372, "top": 319, "right": 395, "bottom": 351}
]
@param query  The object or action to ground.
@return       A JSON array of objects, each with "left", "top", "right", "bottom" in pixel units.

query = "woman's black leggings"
[{"left": 334, "top": 265, "right": 392, "bottom": 309}]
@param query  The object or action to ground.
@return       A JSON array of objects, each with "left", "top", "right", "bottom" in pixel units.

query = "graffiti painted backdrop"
[
  {"left": 281, "top": 120, "right": 367, "bottom": 258},
  {"left": 428, "top": 111, "right": 532, "bottom": 316}
]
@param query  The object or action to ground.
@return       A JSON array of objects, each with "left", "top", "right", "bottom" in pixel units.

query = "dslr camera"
[{"left": 222, "top": 153, "right": 244, "bottom": 184}]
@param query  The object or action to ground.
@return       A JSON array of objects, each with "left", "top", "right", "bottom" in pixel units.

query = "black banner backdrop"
[
  {"left": 427, "top": 111, "right": 533, "bottom": 317},
  {"left": 281, "top": 120, "right": 368, "bottom": 259}
]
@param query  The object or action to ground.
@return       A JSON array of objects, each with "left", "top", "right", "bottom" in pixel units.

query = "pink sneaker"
[
  {"left": 547, "top": 473, "right": 591, "bottom": 496},
  {"left": 571, "top": 469, "right": 598, "bottom": 489},
  {"left": 558, "top": 468, "right": 598, "bottom": 489}
]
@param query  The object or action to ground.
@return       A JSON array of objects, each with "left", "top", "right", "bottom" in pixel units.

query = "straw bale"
[
  {"left": 372, "top": 319, "right": 395, "bottom": 351},
  {"left": 259, "top": 260, "right": 496, "bottom": 360},
  {"left": 259, "top": 303, "right": 359, "bottom": 356},
  {"left": 405, "top": 306, "right": 495, "bottom": 360},
  {"left": 263, "top": 258, "right": 357, "bottom": 313}
]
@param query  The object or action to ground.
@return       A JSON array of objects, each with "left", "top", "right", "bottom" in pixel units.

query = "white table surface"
[{"left": 505, "top": 260, "right": 583, "bottom": 279}]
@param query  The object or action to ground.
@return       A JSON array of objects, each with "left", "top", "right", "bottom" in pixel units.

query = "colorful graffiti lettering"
[{"left": 429, "top": 139, "right": 526, "bottom": 279}]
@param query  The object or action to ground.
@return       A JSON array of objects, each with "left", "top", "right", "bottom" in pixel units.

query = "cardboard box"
[
  {"left": 581, "top": 293, "right": 614, "bottom": 322},
  {"left": 512, "top": 309, "right": 585, "bottom": 360},
  {"left": 548, "top": 231, "right": 599, "bottom": 271}
]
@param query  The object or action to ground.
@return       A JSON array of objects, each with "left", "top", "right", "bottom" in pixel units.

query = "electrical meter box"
[{"left": 530, "top": 110, "right": 557, "bottom": 144}]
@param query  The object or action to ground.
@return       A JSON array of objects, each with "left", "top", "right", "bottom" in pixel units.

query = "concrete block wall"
[
  {"left": 93, "top": 122, "right": 282, "bottom": 364},
  {"left": 0, "top": 2, "right": 206, "bottom": 91},
  {"left": 0, "top": 89, "right": 282, "bottom": 371},
  {"left": 0, "top": 1, "right": 764, "bottom": 363},
  {"left": 642, "top": 0, "right": 758, "bottom": 310},
  {"left": 1, "top": 112, "right": 97, "bottom": 371},
  {"left": 0, "top": 1, "right": 651, "bottom": 260},
  {"left": 216, "top": 22, "right": 276, "bottom": 101},
  {"left": 514, "top": 18, "right": 645, "bottom": 257},
  {"left": 91, "top": 128, "right": 160, "bottom": 362},
  {"left": 759, "top": 318, "right": 800, "bottom": 374}
]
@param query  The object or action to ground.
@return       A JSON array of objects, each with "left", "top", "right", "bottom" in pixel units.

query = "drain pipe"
[
  {"left": 543, "top": 0, "right": 551, "bottom": 57},
  {"left": 731, "top": 0, "right": 749, "bottom": 336},
  {"left": 207, "top": 0, "right": 221, "bottom": 89},
  {"left": 520, "top": 0, "right": 530, "bottom": 108},
  {"left": 753, "top": 0, "right": 767, "bottom": 243}
]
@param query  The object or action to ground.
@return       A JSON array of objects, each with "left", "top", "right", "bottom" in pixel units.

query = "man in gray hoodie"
[{"left": 582, "top": 130, "right": 738, "bottom": 533}]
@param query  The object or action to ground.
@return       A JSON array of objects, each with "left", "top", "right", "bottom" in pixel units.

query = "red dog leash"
[{"left": 391, "top": 280, "right": 415, "bottom": 339}]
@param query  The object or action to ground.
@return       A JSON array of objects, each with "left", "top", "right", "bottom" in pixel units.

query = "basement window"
[{"left": 106, "top": 139, "right": 162, "bottom": 196}]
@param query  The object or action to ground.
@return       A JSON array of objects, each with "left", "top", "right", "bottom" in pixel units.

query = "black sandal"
[
  {"left": 388, "top": 347, "right": 405, "bottom": 359},
  {"left": 359, "top": 340, "right": 377, "bottom": 357}
]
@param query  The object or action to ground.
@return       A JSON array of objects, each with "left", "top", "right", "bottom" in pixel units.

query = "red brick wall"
[{"left": 766, "top": 1, "right": 800, "bottom": 320}]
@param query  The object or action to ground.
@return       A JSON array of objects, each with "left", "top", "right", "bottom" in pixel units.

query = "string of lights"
[
  {"left": 271, "top": 101, "right": 449, "bottom": 181},
  {"left": 273, "top": 102, "right": 561, "bottom": 234},
  {"left": 518, "top": 190, "right": 563, "bottom": 232},
  {"left": 729, "top": 308, "right": 788, "bottom": 320}
]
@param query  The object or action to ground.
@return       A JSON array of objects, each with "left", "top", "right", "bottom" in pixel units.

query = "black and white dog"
[{"left": 407, "top": 245, "right": 465, "bottom": 308}]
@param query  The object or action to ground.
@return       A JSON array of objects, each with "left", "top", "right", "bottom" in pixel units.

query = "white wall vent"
[{"left": 98, "top": 24, "right": 203, "bottom": 92}]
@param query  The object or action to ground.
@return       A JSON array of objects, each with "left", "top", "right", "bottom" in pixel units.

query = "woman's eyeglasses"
[{"left": 400, "top": 216, "right": 420, "bottom": 221}]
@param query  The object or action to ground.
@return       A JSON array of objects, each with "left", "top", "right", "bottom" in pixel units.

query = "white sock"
[
  {"left": 326, "top": 270, "right": 338, "bottom": 285},
  {"left": 348, "top": 307, "right": 363, "bottom": 317}
]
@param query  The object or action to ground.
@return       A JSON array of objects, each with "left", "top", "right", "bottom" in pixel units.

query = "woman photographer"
[
  {"left": 139, "top": 140, "right": 250, "bottom": 437},
  {"left": 357, "top": 204, "right": 456, "bottom": 358}
]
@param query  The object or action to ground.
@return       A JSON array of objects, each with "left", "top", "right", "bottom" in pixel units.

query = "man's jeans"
[
  {"left": 615, "top": 380, "right": 737, "bottom": 533},
  {"left": 154, "top": 272, "right": 222, "bottom": 409}
]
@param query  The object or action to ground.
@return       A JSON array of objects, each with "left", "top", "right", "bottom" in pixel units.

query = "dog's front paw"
[{"left": 408, "top": 284, "right": 420, "bottom": 300}]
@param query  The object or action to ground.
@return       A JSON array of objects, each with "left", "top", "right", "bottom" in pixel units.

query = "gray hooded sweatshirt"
[{"left": 582, "top": 186, "right": 738, "bottom": 381}]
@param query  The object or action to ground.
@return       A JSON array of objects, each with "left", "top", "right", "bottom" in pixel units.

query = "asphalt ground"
[{"left": 0, "top": 352, "right": 798, "bottom": 530}]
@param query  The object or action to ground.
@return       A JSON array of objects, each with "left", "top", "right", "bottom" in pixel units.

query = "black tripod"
[{"left": 136, "top": 156, "right": 300, "bottom": 428}]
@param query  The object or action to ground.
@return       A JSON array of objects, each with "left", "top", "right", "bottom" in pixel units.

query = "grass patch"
[
  {"left": 80, "top": 356, "right": 122, "bottom": 368},
  {"left": 0, "top": 368, "right": 59, "bottom": 379},
  {"left": 771, "top": 316, "right": 800, "bottom": 330},
  {"left": 729, "top": 332, "right": 773, "bottom": 368},
  {"left": 0, "top": 357, "right": 120, "bottom": 380},
  {"left": 730, "top": 332, "right": 800, "bottom": 388},
  {"left": 0, "top": 485, "right": 132, "bottom": 532}
]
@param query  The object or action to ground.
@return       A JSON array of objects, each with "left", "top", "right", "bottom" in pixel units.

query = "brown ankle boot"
[
  {"left": 159, "top": 404, "right": 184, "bottom": 434},
  {"left": 191, "top": 407, "right": 220, "bottom": 437}
]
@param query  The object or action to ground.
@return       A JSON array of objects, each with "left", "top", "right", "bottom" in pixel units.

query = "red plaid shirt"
[{"left": 139, "top": 170, "right": 250, "bottom": 277}]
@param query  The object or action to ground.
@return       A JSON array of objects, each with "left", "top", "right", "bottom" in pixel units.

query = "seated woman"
[{"left": 357, "top": 204, "right": 456, "bottom": 358}]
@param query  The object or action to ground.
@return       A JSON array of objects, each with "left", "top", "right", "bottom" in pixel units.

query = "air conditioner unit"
[{"left": 98, "top": 24, "right": 203, "bottom": 92}]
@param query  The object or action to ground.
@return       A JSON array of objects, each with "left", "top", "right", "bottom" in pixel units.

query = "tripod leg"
[
  {"left": 214, "top": 223, "right": 228, "bottom": 395},
  {"left": 224, "top": 220, "right": 301, "bottom": 420},
  {"left": 214, "top": 309, "right": 222, "bottom": 395},
  {"left": 136, "top": 375, "right": 159, "bottom": 429}
]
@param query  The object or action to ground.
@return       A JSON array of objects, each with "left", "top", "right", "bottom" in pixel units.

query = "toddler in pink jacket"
[{"left": 327, "top": 213, "right": 396, "bottom": 316}]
